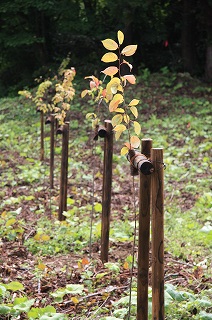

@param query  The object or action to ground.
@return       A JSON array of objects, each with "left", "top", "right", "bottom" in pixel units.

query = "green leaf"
[
  {"left": 0, "top": 304, "right": 11, "bottom": 315},
  {"left": 94, "top": 203, "right": 102, "bottom": 213},
  {"left": 28, "top": 306, "right": 56, "bottom": 318},
  {"left": 65, "top": 284, "right": 84, "bottom": 294},
  {"left": 0, "top": 285, "right": 7, "bottom": 297},
  {"left": 13, "top": 299, "right": 35, "bottom": 312},
  {"left": 5, "top": 281, "right": 24, "bottom": 291},
  {"left": 199, "top": 311, "right": 212, "bottom": 319},
  {"left": 40, "top": 314, "right": 68, "bottom": 320},
  {"left": 104, "top": 262, "right": 120, "bottom": 273}
]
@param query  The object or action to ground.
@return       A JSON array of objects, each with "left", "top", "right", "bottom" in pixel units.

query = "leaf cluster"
[
  {"left": 19, "top": 66, "right": 76, "bottom": 125},
  {"left": 82, "top": 30, "right": 141, "bottom": 154}
]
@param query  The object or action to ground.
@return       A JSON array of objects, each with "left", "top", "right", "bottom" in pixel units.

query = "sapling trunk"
[
  {"left": 58, "top": 122, "right": 69, "bottom": 221},
  {"left": 101, "top": 120, "right": 113, "bottom": 263},
  {"left": 151, "top": 148, "right": 164, "bottom": 320}
]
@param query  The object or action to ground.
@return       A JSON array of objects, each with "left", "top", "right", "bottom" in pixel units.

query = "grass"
[{"left": 0, "top": 71, "right": 211, "bottom": 319}]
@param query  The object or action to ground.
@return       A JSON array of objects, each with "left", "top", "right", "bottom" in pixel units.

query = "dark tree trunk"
[
  {"left": 202, "top": 0, "right": 212, "bottom": 80},
  {"left": 181, "top": 0, "right": 198, "bottom": 74}
]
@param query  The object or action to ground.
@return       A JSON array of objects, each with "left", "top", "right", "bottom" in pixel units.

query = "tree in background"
[{"left": 0, "top": 0, "right": 211, "bottom": 96}]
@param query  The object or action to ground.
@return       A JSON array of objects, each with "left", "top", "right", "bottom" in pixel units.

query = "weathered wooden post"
[
  {"left": 100, "top": 120, "right": 113, "bottom": 263},
  {"left": 57, "top": 122, "right": 69, "bottom": 221},
  {"left": 45, "top": 115, "right": 55, "bottom": 189},
  {"left": 137, "top": 138, "right": 153, "bottom": 320},
  {"left": 40, "top": 111, "right": 44, "bottom": 161},
  {"left": 50, "top": 115, "right": 55, "bottom": 189},
  {"left": 151, "top": 148, "right": 164, "bottom": 320}
]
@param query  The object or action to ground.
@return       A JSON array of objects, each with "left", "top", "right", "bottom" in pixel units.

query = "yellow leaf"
[
  {"left": 113, "top": 124, "right": 126, "bottom": 132},
  {"left": 134, "top": 121, "right": 141, "bottom": 135},
  {"left": 121, "top": 45, "right": 137, "bottom": 56},
  {"left": 101, "top": 52, "right": 118, "bottom": 63},
  {"left": 81, "top": 89, "right": 88, "bottom": 98},
  {"left": 1, "top": 211, "right": 7, "bottom": 218},
  {"left": 130, "top": 136, "right": 140, "bottom": 148},
  {"left": 86, "top": 112, "right": 96, "bottom": 119},
  {"left": 37, "top": 263, "right": 46, "bottom": 271},
  {"left": 5, "top": 218, "right": 16, "bottom": 227},
  {"left": 115, "top": 131, "right": 122, "bottom": 140},
  {"left": 129, "top": 99, "right": 140, "bottom": 106},
  {"left": 117, "top": 30, "right": 124, "bottom": 45},
  {"left": 106, "top": 77, "right": 121, "bottom": 99},
  {"left": 102, "top": 39, "right": 118, "bottom": 50},
  {"left": 34, "top": 234, "right": 41, "bottom": 241},
  {"left": 102, "top": 66, "right": 118, "bottom": 76},
  {"left": 115, "top": 108, "right": 125, "bottom": 113},
  {"left": 130, "top": 106, "right": 138, "bottom": 118},
  {"left": 41, "top": 234, "right": 50, "bottom": 241},
  {"left": 112, "top": 114, "right": 123, "bottom": 127},
  {"left": 123, "top": 114, "right": 130, "bottom": 124},
  {"left": 120, "top": 146, "right": 129, "bottom": 156},
  {"left": 123, "top": 74, "right": 136, "bottom": 84},
  {"left": 71, "top": 297, "right": 79, "bottom": 304}
]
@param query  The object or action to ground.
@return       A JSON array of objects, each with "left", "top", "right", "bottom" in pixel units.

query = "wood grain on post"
[
  {"left": 40, "top": 111, "right": 44, "bottom": 161},
  {"left": 137, "top": 138, "right": 152, "bottom": 320},
  {"left": 101, "top": 120, "right": 113, "bottom": 263},
  {"left": 50, "top": 115, "right": 55, "bottom": 189},
  {"left": 151, "top": 148, "right": 164, "bottom": 320},
  {"left": 58, "top": 122, "right": 69, "bottom": 221}
]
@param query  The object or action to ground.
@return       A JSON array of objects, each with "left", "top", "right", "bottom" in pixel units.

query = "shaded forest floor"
[{"left": 0, "top": 71, "right": 211, "bottom": 319}]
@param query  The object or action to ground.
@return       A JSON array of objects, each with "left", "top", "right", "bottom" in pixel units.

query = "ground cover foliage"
[{"left": 0, "top": 71, "right": 211, "bottom": 319}]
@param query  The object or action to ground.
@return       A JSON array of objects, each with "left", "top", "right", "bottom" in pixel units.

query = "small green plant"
[
  {"left": 19, "top": 60, "right": 76, "bottom": 125},
  {"left": 82, "top": 30, "right": 141, "bottom": 155},
  {"left": 0, "top": 208, "right": 24, "bottom": 241}
]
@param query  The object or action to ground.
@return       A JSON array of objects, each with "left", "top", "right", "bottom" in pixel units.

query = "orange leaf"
[
  {"left": 123, "top": 261, "right": 129, "bottom": 270},
  {"left": 109, "top": 99, "right": 120, "bottom": 112},
  {"left": 130, "top": 136, "right": 140, "bottom": 148},
  {"left": 102, "top": 66, "right": 118, "bottom": 76},
  {"left": 123, "top": 74, "right": 136, "bottom": 84},
  {"left": 82, "top": 257, "right": 89, "bottom": 266},
  {"left": 121, "top": 45, "right": 137, "bottom": 56}
]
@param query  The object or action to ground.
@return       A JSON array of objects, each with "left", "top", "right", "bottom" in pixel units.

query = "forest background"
[{"left": 0, "top": 0, "right": 212, "bottom": 97}]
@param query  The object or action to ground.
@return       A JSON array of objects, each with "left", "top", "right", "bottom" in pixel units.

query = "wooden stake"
[
  {"left": 58, "top": 122, "right": 69, "bottom": 221},
  {"left": 40, "top": 111, "right": 44, "bottom": 161},
  {"left": 50, "top": 115, "right": 55, "bottom": 189},
  {"left": 137, "top": 138, "right": 152, "bottom": 320},
  {"left": 101, "top": 120, "right": 113, "bottom": 263},
  {"left": 151, "top": 148, "right": 164, "bottom": 320}
]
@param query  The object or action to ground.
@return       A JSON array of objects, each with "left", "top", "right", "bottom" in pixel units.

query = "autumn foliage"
[{"left": 82, "top": 30, "right": 141, "bottom": 155}]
